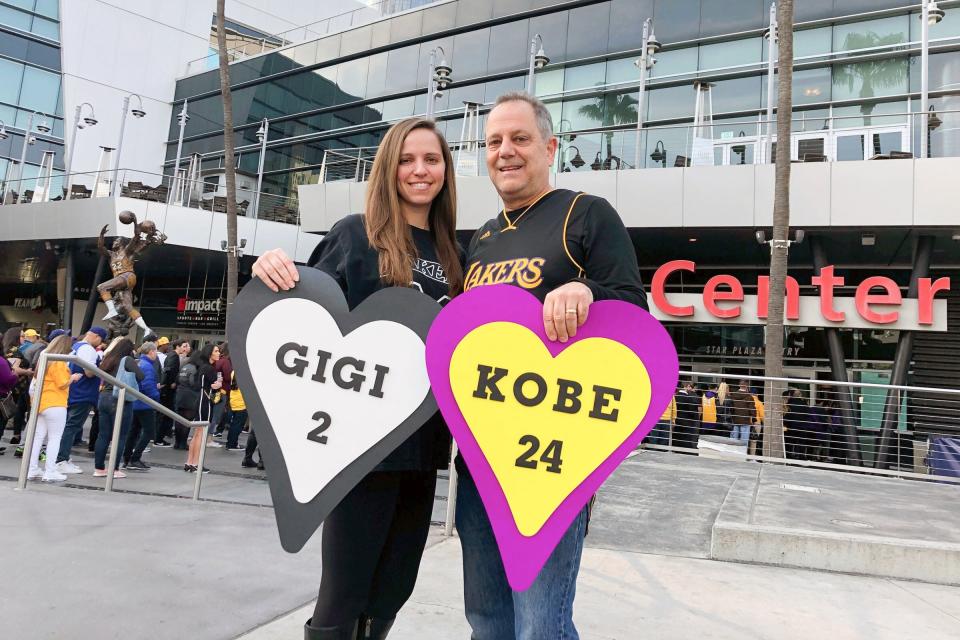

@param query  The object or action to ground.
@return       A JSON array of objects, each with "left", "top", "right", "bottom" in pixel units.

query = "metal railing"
[
  {"left": 15, "top": 353, "right": 210, "bottom": 500},
  {"left": 0, "top": 168, "right": 300, "bottom": 225},
  {"left": 320, "top": 107, "right": 960, "bottom": 182},
  {"left": 439, "top": 372, "right": 960, "bottom": 535}
]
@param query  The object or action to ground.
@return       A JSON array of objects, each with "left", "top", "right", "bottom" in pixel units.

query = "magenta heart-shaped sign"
[{"left": 426, "top": 285, "right": 679, "bottom": 590}]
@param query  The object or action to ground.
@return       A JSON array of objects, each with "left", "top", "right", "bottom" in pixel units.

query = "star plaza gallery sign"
[{"left": 649, "top": 261, "right": 950, "bottom": 331}]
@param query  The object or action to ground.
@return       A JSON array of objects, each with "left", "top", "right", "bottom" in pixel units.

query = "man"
[
  {"left": 674, "top": 380, "right": 701, "bottom": 451},
  {"left": 213, "top": 342, "right": 233, "bottom": 438},
  {"left": 728, "top": 380, "right": 757, "bottom": 445},
  {"left": 7, "top": 329, "right": 39, "bottom": 449},
  {"left": 124, "top": 341, "right": 160, "bottom": 471},
  {"left": 56, "top": 326, "right": 107, "bottom": 474},
  {"left": 156, "top": 339, "right": 188, "bottom": 447},
  {"left": 457, "top": 91, "right": 646, "bottom": 640},
  {"left": 155, "top": 336, "right": 170, "bottom": 367}
]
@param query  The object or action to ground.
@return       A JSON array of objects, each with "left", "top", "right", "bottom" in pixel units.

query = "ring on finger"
[{"left": 565, "top": 308, "right": 578, "bottom": 315}]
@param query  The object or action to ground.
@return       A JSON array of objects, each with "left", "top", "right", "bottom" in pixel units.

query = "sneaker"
[
  {"left": 14, "top": 446, "right": 24, "bottom": 458},
  {"left": 127, "top": 460, "right": 150, "bottom": 472},
  {"left": 184, "top": 464, "right": 196, "bottom": 472},
  {"left": 142, "top": 447, "right": 151, "bottom": 453},
  {"left": 206, "top": 441, "right": 222, "bottom": 448},
  {"left": 27, "top": 468, "right": 43, "bottom": 480},
  {"left": 93, "top": 469, "right": 108, "bottom": 477},
  {"left": 241, "top": 457, "right": 257, "bottom": 468},
  {"left": 56, "top": 461, "right": 83, "bottom": 475},
  {"left": 39, "top": 450, "right": 46, "bottom": 462},
  {"left": 42, "top": 470, "right": 68, "bottom": 482},
  {"left": 112, "top": 470, "right": 126, "bottom": 479},
  {"left": 225, "top": 445, "right": 244, "bottom": 452},
  {"left": 153, "top": 440, "right": 172, "bottom": 448},
  {"left": 200, "top": 466, "right": 210, "bottom": 474},
  {"left": 9, "top": 435, "right": 20, "bottom": 445},
  {"left": 257, "top": 460, "right": 265, "bottom": 471}
]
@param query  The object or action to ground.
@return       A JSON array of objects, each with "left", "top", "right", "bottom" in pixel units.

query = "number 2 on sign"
[
  {"left": 308, "top": 410, "right": 332, "bottom": 444},
  {"left": 514, "top": 435, "right": 563, "bottom": 473}
]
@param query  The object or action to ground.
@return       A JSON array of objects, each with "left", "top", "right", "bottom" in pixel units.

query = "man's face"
[
  {"left": 147, "top": 349, "right": 157, "bottom": 361},
  {"left": 485, "top": 101, "right": 557, "bottom": 208},
  {"left": 158, "top": 344, "right": 169, "bottom": 353},
  {"left": 87, "top": 332, "right": 103, "bottom": 348}
]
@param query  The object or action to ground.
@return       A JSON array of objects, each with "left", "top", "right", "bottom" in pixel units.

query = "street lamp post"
[
  {"left": 426, "top": 46, "right": 452, "bottom": 120},
  {"left": 633, "top": 18, "right": 661, "bottom": 167},
  {"left": 168, "top": 100, "right": 189, "bottom": 204},
  {"left": 254, "top": 117, "right": 268, "bottom": 218},
  {"left": 764, "top": 3, "right": 777, "bottom": 164},
  {"left": 9, "top": 111, "right": 51, "bottom": 204},
  {"left": 110, "top": 93, "right": 146, "bottom": 197},
  {"left": 920, "top": 0, "right": 945, "bottom": 159},
  {"left": 65, "top": 103, "right": 97, "bottom": 200},
  {"left": 527, "top": 34, "right": 549, "bottom": 95}
]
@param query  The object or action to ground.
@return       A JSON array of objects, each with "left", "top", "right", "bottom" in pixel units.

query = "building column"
[
  {"left": 80, "top": 254, "right": 106, "bottom": 334},
  {"left": 876, "top": 235, "right": 935, "bottom": 469},
  {"left": 810, "top": 235, "right": 863, "bottom": 466},
  {"left": 62, "top": 242, "right": 75, "bottom": 334}
]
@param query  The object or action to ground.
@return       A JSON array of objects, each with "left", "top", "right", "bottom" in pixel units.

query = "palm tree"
[
  {"left": 577, "top": 93, "right": 638, "bottom": 169},
  {"left": 762, "top": 0, "right": 795, "bottom": 459},
  {"left": 833, "top": 32, "right": 908, "bottom": 126},
  {"left": 216, "top": 0, "right": 239, "bottom": 326}
]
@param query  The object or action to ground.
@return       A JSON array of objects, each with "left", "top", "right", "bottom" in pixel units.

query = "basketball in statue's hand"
[
  {"left": 119, "top": 211, "right": 136, "bottom": 225},
  {"left": 140, "top": 220, "right": 156, "bottom": 234}
]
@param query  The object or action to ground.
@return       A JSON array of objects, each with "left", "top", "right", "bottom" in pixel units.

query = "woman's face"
[
  {"left": 396, "top": 128, "right": 445, "bottom": 213},
  {"left": 210, "top": 346, "right": 220, "bottom": 363}
]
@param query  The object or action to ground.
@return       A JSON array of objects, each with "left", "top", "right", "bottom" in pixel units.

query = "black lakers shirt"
[{"left": 465, "top": 189, "right": 647, "bottom": 308}]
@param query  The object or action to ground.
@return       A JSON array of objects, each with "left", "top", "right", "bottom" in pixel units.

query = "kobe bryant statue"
[{"left": 97, "top": 211, "right": 167, "bottom": 337}]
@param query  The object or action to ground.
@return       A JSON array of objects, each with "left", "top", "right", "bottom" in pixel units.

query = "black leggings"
[{"left": 312, "top": 470, "right": 437, "bottom": 626}]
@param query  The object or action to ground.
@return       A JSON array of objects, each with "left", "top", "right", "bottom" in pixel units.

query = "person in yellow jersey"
[
  {"left": 701, "top": 384, "right": 720, "bottom": 437},
  {"left": 225, "top": 370, "right": 247, "bottom": 451},
  {"left": 750, "top": 389, "right": 765, "bottom": 456},
  {"left": 27, "top": 335, "right": 82, "bottom": 482}
]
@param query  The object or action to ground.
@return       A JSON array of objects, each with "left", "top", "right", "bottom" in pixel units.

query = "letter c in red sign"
[{"left": 651, "top": 260, "right": 695, "bottom": 316}]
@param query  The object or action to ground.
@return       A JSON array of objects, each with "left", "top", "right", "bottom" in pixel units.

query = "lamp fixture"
[
  {"left": 35, "top": 119, "right": 51, "bottom": 134},
  {"left": 861, "top": 232, "right": 876, "bottom": 246},
  {"left": 650, "top": 140, "right": 667, "bottom": 167},
  {"left": 926, "top": 0, "right": 945, "bottom": 25},
  {"left": 566, "top": 145, "right": 585, "bottom": 169}
]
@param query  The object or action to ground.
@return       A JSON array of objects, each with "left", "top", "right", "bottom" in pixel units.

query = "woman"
[
  {"left": 183, "top": 343, "right": 222, "bottom": 473},
  {"left": 123, "top": 341, "right": 161, "bottom": 471},
  {"left": 93, "top": 338, "right": 142, "bottom": 478},
  {"left": 27, "top": 335, "right": 81, "bottom": 481},
  {"left": 253, "top": 117, "right": 462, "bottom": 640}
]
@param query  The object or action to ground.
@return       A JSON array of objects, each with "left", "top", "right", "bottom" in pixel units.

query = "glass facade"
[
  {"left": 0, "top": 0, "right": 65, "bottom": 199},
  {"left": 167, "top": 0, "right": 960, "bottom": 204}
]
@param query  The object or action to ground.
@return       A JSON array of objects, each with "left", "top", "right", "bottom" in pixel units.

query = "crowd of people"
[
  {"left": 646, "top": 378, "right": 850, "bottom": 463},
  {"left": 1, "top": 326, "right": 263, "bottom": 482}
]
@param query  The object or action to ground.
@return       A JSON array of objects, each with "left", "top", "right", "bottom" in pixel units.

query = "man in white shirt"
[{"left": 56, "top": 327, "right": 107, "bottom": 474}]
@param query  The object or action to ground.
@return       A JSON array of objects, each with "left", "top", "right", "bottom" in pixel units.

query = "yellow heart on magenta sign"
[{"left": 450, "top": 321, "right": 652, "bottom": 536}]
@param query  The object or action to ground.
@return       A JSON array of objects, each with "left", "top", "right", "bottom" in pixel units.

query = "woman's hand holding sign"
[
  {"left": 252, "top": 248, "right": 300, "bottom": 292},
  {"left": 542, "top": 282, "right": 593, "bottom": 343}
]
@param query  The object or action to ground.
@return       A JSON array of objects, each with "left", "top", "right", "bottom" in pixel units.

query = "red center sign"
[{"left": 650, "top": 261, "right": 950, "bottom": 331}]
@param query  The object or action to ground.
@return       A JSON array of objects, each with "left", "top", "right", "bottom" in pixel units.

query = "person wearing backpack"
[
  {"left": 123, "top": 341, "right": 161, "bottom": 471},
  {"left": 174, "top": 344, "right": 200, "bottom": 450},
  {"left": 92, "top": 338, "right": 142, "bottom": 478},
  {"left": 56, "top": 327, "right": 106, "bottom": 474}
]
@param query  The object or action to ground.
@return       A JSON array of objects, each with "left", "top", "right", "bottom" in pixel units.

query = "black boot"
[
  {"left": 356, "top": 615, "right": 394, "bottom": 640},
  {"left": 304, "top": 618, "right": 357, "bottom": 640}
]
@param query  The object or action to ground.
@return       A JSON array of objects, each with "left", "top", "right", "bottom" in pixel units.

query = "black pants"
[
  {"left": 126, "top": 410, "right": 156, "bottom": 463},
  {"left": 312, "top": 470, "right": 437, "bottom": 626},
  {"left": 87, "top": 405, "right": 100, "bottom": 451},
  {"left": 174, "top": 407, "right": 195, "bottom": 449},
  {"left": 243, "top": 428, "right": 259, "bottom": 460},
  {"left": 12, "top": 391, "right": 29, "bottom": 436},
  {"left": 156, "top": 391, "right": 175, "bottom": 443},
  {"left": 674, "top": 421, "right": 700, "bottom": 452}
]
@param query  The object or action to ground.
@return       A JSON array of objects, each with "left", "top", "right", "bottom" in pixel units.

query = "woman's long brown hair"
[{"left": 364, "top": 118, "right": 463, "bottom": 294}]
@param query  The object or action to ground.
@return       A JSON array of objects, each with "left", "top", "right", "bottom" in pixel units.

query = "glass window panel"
[
  {"left": 534, "top": 67, "right": 563, "bottom": 98},
  {"left": 487, "top": 19, "right": 528, "bottom": 75},
  {"left": 911, "top": 7, "right": 960, "bottom": 41},
  {"left": 563, "top": 62, "right": 605, "bottom": 92},
  {"left": 793, "top": 27, "right": 832, "bottom": 59},
  {"left": 713, "top": 146, "right": 724, "bottom": 165},
  {"left": 647, "top": 84, "right": 695, "bottom": 121},
  {"left": 381, "top": 96, "right": 415, "bottom": 121},
  {"left": 370, "top": 20, "right": 390, "bottom": 49},
  {"left": 650, "top": 46, "right": 698, "bottom": 78},
  {"left": 389, "top": 11, "right": 422, "bottom": 43},
  {"left": 712, "top": 76, "right": 761, "bottom": 113},
  {"left": 0, "top": 58, "right": 25, "bottom": 104},
  {"left": 791, "top": 108, "right": 830, "bottom": 133},
  {"left": 366, "top": 53, "right": 389, "bottom": 98},
  {"left": 699, "top": 37, "right": 762, "bottom": 71},
  {"left": 315, "top": 34, "right": 341, "bottom": 64},
  {"left": 871, "top": 131, "right": 903, "bottom": 156},
  {"left": 414, "top": 90, "right": 449, "bottom": 118},
  {"left": 421, "top": 3, "right": 457, "bottom": 35},
  {"left": 566, "top": 4, "right": 611, "bottom": 60},
  {"left": 602, "top": 91, "right": 638, "bottom": 127},
  {"left": 833, "top": 100, "right": 907, "bottom": 128},
  {"left": 653, "top": 0, "right": 700, "bottom": 44},
  {"left": 0, "top": 28, "right": 28, "bottom": 60},
  {"left": 31, "top": 16, "right": 59, "bottom": 40},
  {"left": 493, "top": 0, "right": 533, "bottom": 17},
  {"left": 795, "top": 0, "right": 833, "bottom": 23},
  {"left": 456, "top": 2, "right": 492, "bottom": 27},
  {"left": 6, "top": 0, "right": 34, "bottom": 11},
  {"left": 763, "top": 68, "right": 832, "bottom": 107},
  {"left": 25, "top": 38, "right": 60, "bottom": 70},
  {"left": 336, "top": 57, "right": 368, "bottom": 100},
  {"left": 910, "top": 52, "right": 960, "bottom": 93},
  {"left": 447, "top": 83, "right": 485, "bottom": 112},
  {"left": 836, "top": 134, "right": 865, "bottom": 161},
  {"left": 289, "top": 41, "right": 317, "bottom": 67},
  {"left": 606, "top": 57, "right": 637, "bottom": 86},
  {"left": 833, "top": 58, "right": 908, "bottom": 102},
  {"left": 453, "top": 28, "right": 490, "bottom": 80},
  {"left": 0, "top": 104, "right": 16, "bottom": 127},
  {"left": 34, "top": 0, "right": 58, "bottom": 19},
  {"left": 0, "top": 5, "right": 31, "bottom": 31},
  {"left": 529, "top": 11, "right": 567, "bottom": 65},
  {"left": 797, "top": 137, "right": 825, "bottom": 160},
  {"left": 484, "top": 76, "right": 524, "bottom": 104},
  {"left": 559, "top": 131, "right": 602, "bottom": 172},
  {"left": 608, "top": 0, "right": 654, "bottom": 53},
  {"left": 19, "top": 65, "right": 59, "bottom": 114},
  {"left": 833, "top": 16, "right": 909, "bottom": 52},
  {"left": 699, "top": 0, "right": 765, "bottom": 38},
  {"left": 840, "top": 0, "right": 909, "bottom": 13},
  {"left": 637, "top": 125, "right": 692, "bottom": 168},
  {"left": 562, "top": 97, "right": 604, "bottom": 131},
  {"left": 384, "top": 45, "right": 420, "bottom": 94}
]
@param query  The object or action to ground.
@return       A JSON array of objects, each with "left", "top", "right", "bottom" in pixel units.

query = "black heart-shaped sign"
[{"left": 228, "top": 268, "right": 441, "bottom": 552}]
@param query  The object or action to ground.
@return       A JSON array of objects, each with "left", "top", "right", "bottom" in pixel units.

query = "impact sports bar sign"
[{"left": 649, "top": 261, "right": 950, "bottom": 331}]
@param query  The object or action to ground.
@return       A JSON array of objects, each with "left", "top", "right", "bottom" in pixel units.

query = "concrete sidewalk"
[{"left": 244, "top": 536, "right": 960, "bottom": 640}]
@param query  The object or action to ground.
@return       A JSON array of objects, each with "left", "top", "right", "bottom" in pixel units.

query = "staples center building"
[{"left": 2, "top": 0, "right": 960, "bottom": 415}]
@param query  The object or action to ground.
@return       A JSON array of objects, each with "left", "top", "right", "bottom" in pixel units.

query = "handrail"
[{"left": 15, "top": 353, "right": 210, "bottom": 500}]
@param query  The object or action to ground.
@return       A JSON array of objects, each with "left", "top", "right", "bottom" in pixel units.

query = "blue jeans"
[
  {"left": 649, "top": 420, "right": 671, "bottom": 446},
  {"left": 730, "top": 424, "right": 751, "bottom": 444},
  {"left": 57, "top": 401, "right": 94, "bottom": 463},
  {"left": 95, "top": 391, "right": 134, "bottom": 470},
  {"left": 456, "top": 467, "right": 585, "bottom": 640}
]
